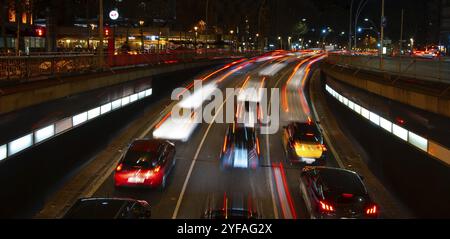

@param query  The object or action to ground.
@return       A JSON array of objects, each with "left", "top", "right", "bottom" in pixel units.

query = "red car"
[{"left": 114, "top": 139, "right": 176, "bottom": 189}]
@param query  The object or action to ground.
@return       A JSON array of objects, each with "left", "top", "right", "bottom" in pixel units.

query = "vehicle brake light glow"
[
  {"left": 342, "top": 193, "right": 354, "bottom": 198},
  {"left": 366, "top": 205, "right": 378, "bottom": 215},
  {"left": 153, "top": 166, "right": 161, "bottom": 173},
  {"left": 256, "top": 137, "right": 260, "bottom": 155},
  {"left": 116, "top": 163, "right": 123, "bottom": 172},
  {"left": 319, "top": 201, "right": 335, "bottom": 212},
  {"left": 222, "top": 135, "right": 228, "bottom": 153}
]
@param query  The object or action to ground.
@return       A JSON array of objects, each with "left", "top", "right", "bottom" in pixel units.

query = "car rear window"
[
  {"left": 64, "top": 200, "right": 130, "bottom": 219},
  {"left": 123, "top": 141, "right": 161, "bottom": 168},
  {"left": 318, "top": 169, "right": 366, "bottom": 197},
  {"left": 292, "top": 123, "right": 321, "bottom": 143}
]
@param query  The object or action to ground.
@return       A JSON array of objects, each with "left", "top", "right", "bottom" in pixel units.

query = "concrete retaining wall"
[
  {"left": 0, "top": 60, "right": 227, "bottom": 115},
  {"left": 321, "top": 63, "right": 450, "bottom": 119}
]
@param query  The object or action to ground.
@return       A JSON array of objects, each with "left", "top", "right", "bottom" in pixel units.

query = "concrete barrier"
[{"left": 0, "top": 60, "right": 229, "bottom": 116}]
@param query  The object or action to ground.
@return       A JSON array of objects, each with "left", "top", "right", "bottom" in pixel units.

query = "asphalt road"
[{"left": 92, "top": 52, "right": 342, "bottom": 219}]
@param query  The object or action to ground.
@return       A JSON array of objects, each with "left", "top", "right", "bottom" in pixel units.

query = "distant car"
[
  {"left": 220, "top": 124, "right": 261, "bottom": 169},
  {"left": 202, "top": 193, "right": 262, "bottom": 219},
  {"left": 63, "top": 198, "right": 151, "bottom": 219},
  {"left": 299, "top": 167, "right": 379, "bottom": 219},
  {"left": 282, "top": 121, "right": 327, "bottom": 165},
  {"left": 114, "top": 139, "right": 176, "bottom": 189}
]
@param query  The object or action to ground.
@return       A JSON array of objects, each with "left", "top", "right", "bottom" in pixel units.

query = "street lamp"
[
  {"left": 278, "top": 36, "right": 282, "bottom": 49},
  {"left": 194, "top": 26, "right": 198, "bottom": 51},
  {"left": 139, "top": 20, "right": 145, "bottom": 52},
  {"left": 288, "top": 36, "right": 292, "bottom": 50}
]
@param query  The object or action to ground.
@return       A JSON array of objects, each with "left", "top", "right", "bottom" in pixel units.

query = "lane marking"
[
  {"left": 171, "top": 86, "right": 235, "bottom": 219},
  {"left": 263, "top": 65, "right": 294, "bottom": 219}
]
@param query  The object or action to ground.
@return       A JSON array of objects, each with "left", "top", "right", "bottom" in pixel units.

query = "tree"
[{"left": 292, "top": 21, "right": 308, "bottom": 37}]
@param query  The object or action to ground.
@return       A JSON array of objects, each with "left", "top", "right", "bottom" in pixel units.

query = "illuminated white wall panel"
[
  {"left": 408, "top": 132, "right": 428, "bottom": 152},
  {"left": 101, "top": 103, "right": 112, "bottom": 115},
  {"left": 73, "top": 112, "right": 88, "bottom": 126},
  {"left": 393, "top": 124, "right": 408, "bottom": 141},
  {"left": 0, "top": 144, "right": 6, "bottom": 161},
  {"left": 35, "top": 125, "right": 55, "bottom": 143},
  {"left": 8, "top": 134, "right": 33, "bottom": 156},
  {"left": 88, "top": 107, "right": 101, "bottom": 120}
]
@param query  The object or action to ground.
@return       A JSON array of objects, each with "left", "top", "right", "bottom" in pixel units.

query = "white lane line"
[
  {"left": 264, "top": 66, "right": 293, "bottom": 219},
  {"left": 171, "top": 89, "right": 233, "bottom": 219},
  {"left": 309, "top": 70, "right": 346, "bottom": 169}
]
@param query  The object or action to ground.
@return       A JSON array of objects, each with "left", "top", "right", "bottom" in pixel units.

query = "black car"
[
  {"left": 220, "top": 124, "right": 260, "bottom": 169},
  {"left": 282, "top": 121, "right": 327, "bottom": 165},
  {"left": 299, "top": 167, "right": 379, "bottom": 219},
  {"left": 202, "top": 193, "right": 262, "bottom": 219},
  {"left": 63, "top": 198, "right": 151, "bottom": 219}
]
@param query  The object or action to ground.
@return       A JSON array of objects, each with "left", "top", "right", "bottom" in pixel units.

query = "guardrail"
[
  {"left": 326, "top": 53, "right": 450, "bottom": 83},
  {"left": 0, "top": 49, "right": 260, "bottom": 83}
]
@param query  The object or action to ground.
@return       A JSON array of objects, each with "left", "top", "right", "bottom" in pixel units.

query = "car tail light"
[
  {"left": 116, "top": 163, "right": 123, "bottom": 172},
  {"left": 256, "top": 137, "right": 260, "bottom": 156},
  {"left": 319, "top": 201, "right": 335, "bottom": 212},
  {"left": 153, "top": 166, "right": 161, "bottom": 173},
  {"left": 222, "top": 135, "right": 228, "bottom": 153},
  {"left": 342, "top": 193, "right": 353, "bottom": 198},
  {"left": 321, "top": 144, "right": 327, "bottom": 151},
  {"left": 366, "top": 205, "right": 378, "bottom": 215}
]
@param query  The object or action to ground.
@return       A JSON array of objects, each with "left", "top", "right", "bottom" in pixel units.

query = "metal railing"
[
  {"left": 326, "top": 53, "right": 450, "bottom": 83},
  {"left": 0, "top": 49, "right": 260, "bottom": 83}
]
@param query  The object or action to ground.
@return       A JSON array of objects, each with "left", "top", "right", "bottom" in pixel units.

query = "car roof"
[
  {"left": 305, "top": 167, "right": 367, "bottom": 196},
  {"left": 64, "top": 198, "right": 138, "bottom": 219},
  {"left": 129, "top": 139, "right": 166, "bottom": 152}
]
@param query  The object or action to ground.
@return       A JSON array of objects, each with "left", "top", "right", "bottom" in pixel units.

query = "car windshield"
[
  {"left": 318, "top": 169, "right": 367, "bottom": 198},
  {"left": 64, "top": 200, "right": 130, "bottom": 219}
]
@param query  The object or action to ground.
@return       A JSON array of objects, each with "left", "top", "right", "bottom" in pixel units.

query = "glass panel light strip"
[
  {"left": 73, "top": 112, "right": 88, "bottom": 126},
  {"left": 408, "top": 132, "right": 428, "bottom": 152},
  {"left": 1, "top": 88, "right": 152, "bottom": 161},
  {"left": 0, "top": 144, "right": 7, "bottom": 161},
  {"left": 8, "top": 134, "right": 33, "bottom": 156},
  {"left": 35, "top": 124, "right": 55, "bottom": 143},
  {"left": 324, "top": 84, "right": 448, "bottom": 164}
]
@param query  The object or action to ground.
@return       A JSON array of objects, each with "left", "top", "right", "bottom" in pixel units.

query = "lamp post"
[
  {"left": 98, "top": 0, "right": 104, "bottom": 68},
  {"left": 139, "top": 20, "right": 144, "bottom": 52},
  {"left": 194, "top": 26, "right": 198, "bottom": 51},
  {"left": 288, "top": 36, "right": 292, "bottom": 50},
  {"left": 278, "top": 36, "right": 282, "bottom": 50}
]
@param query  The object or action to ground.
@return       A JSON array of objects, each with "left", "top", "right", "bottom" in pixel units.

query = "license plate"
[{"left": 128, "top": 177, "right": 145, "bottom": 183}]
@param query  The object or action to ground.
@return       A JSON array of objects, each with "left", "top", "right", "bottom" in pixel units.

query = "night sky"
[{"left": 33, "top": 0, "right": 431, "bottom": 45}]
